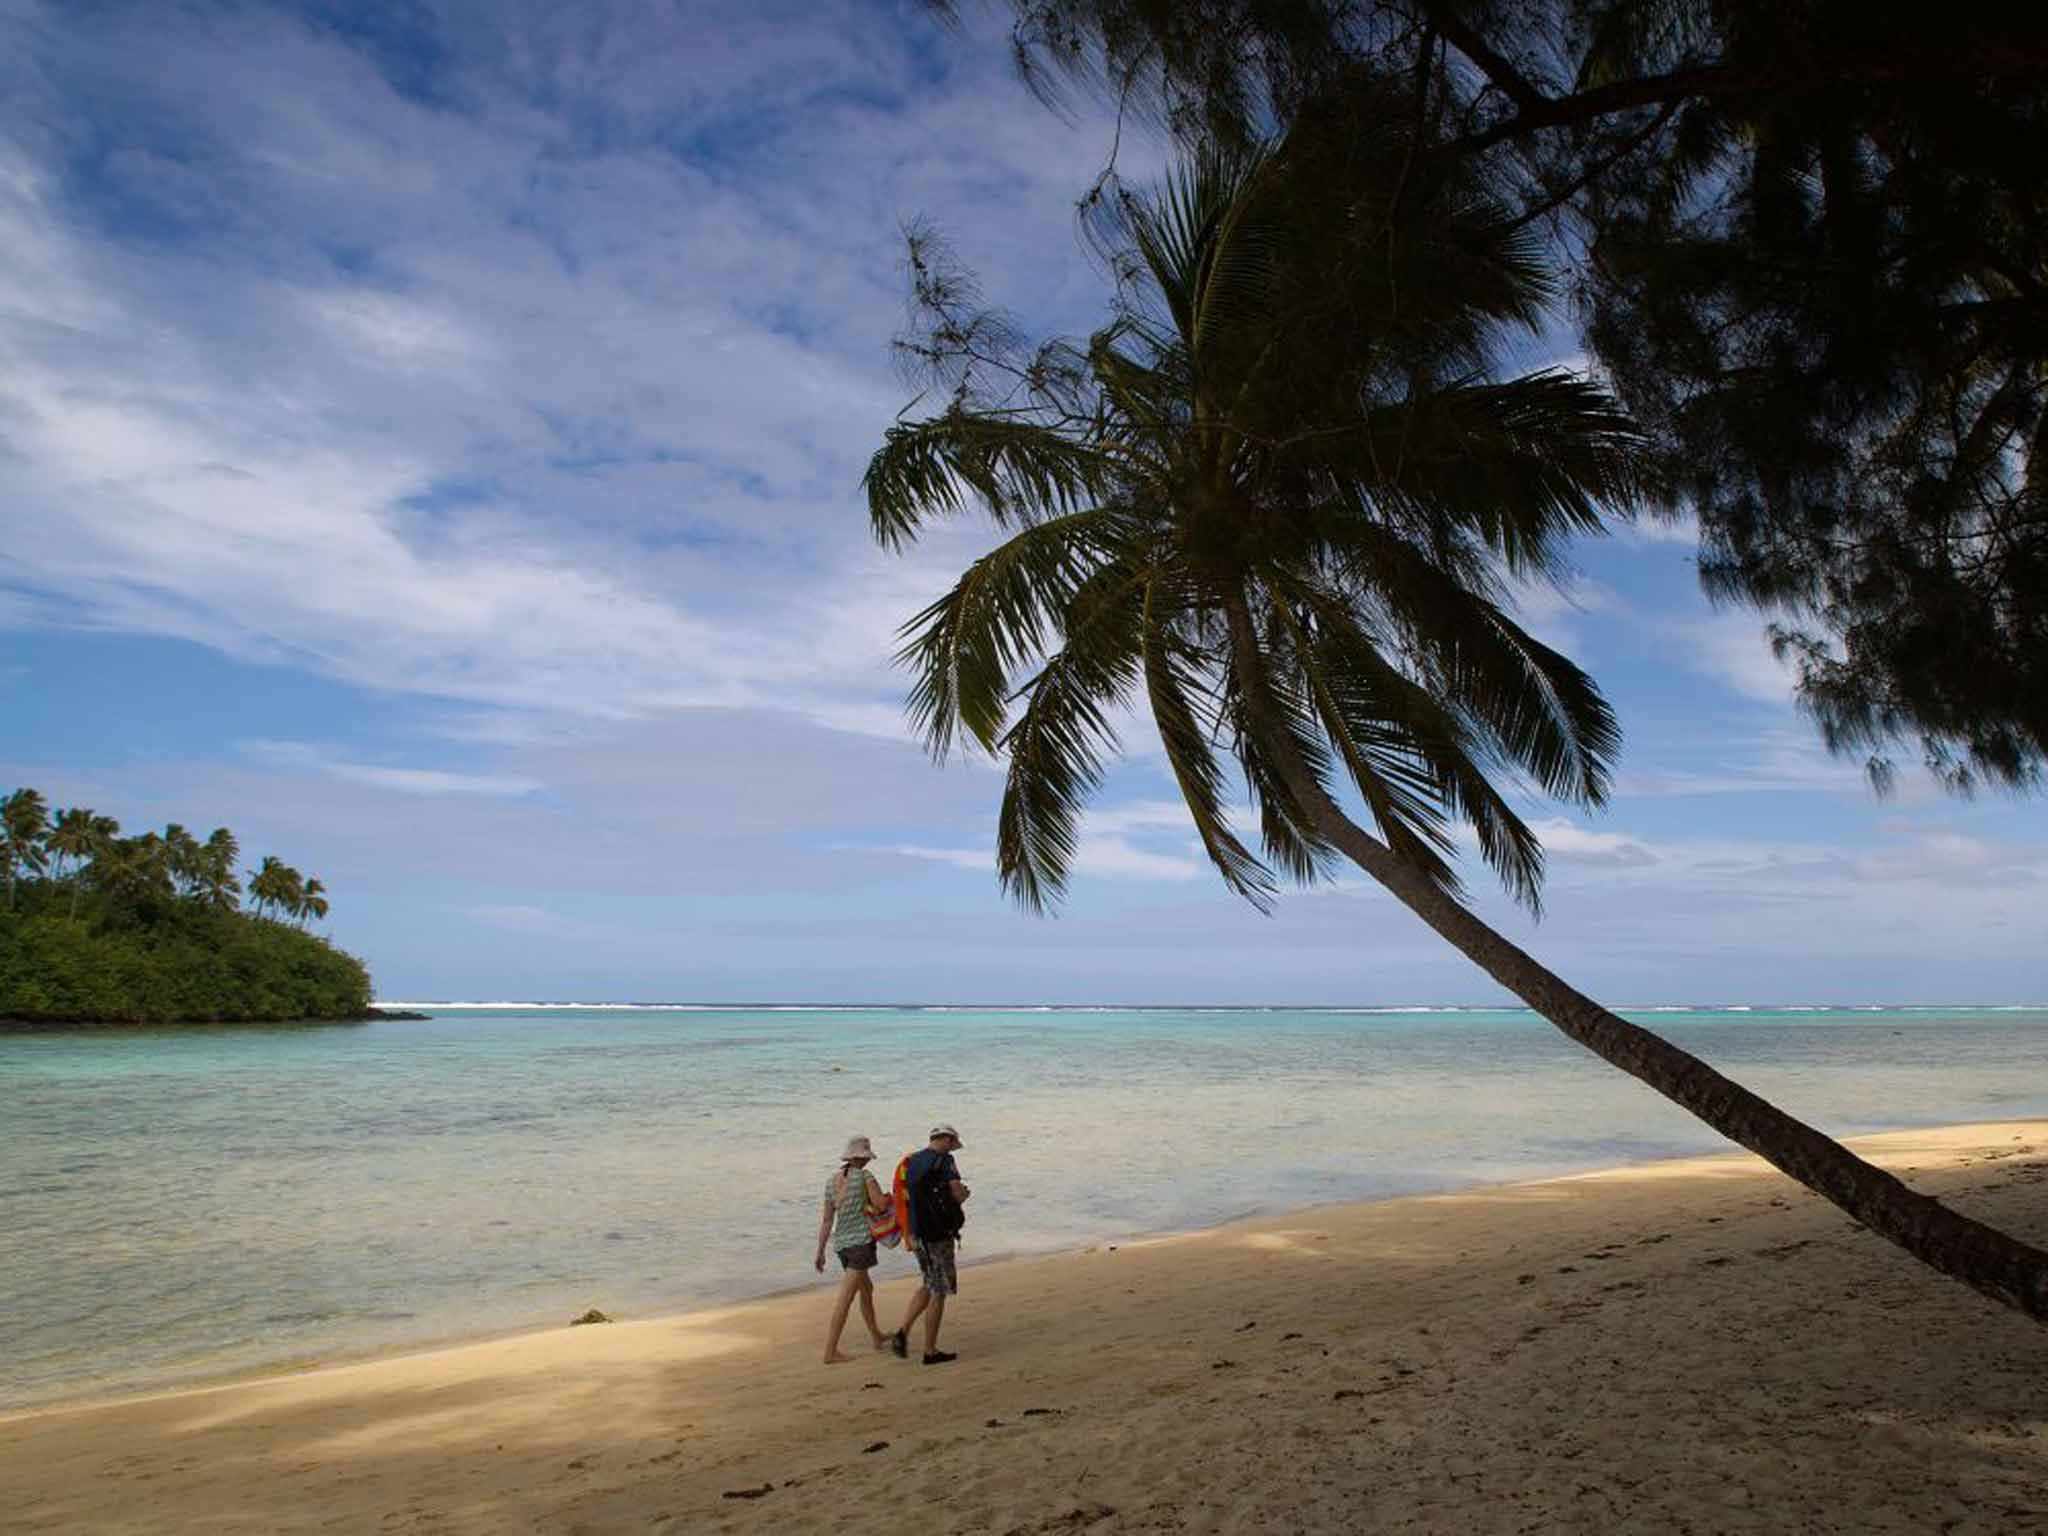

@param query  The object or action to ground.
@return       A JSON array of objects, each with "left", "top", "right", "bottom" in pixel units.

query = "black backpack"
[{"left": 911, "top": 1153, "right": 965, "bottom": 1242}]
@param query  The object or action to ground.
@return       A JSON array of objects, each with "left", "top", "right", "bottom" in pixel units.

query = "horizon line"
[{"left": 376, "top": 999, "right": 2048, "bottom": 1013}]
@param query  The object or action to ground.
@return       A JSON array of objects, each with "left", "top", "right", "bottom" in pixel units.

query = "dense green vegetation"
[{"left": 0, "top": 787, "right": 371, "bottom": 1024}]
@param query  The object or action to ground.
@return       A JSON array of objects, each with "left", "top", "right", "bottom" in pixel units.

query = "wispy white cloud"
[
  {"left": 240, "top": 740, "right": 541, "bottom": 797},
  {"left": 329, "top": 764, "right": 544, "bottom": 797},
  {"left": 1853, "top": 830, "right": 2038, "bottom": 888},
  {"left": 857, "top": 797, "right": 1209, "bottom": 884},
  {"left": 1641, "top": 605, "right": 1803, "bottom": 705},
  {"left": 1609, "top": 506, "right": 1701, "bottom": 548},
  {"left": 1613, "top": 728, "right": 1872, "bottom": 800},
  {"left": 1523, "top": 817, "right": 1659, "bottom": 868},
  {"left": 0, "top": 0, "right": 1118, "bottom": 737}
]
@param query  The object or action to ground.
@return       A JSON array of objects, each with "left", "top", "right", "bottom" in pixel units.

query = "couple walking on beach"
[{"left": 813, "top": 1125, "right": 970, "bottom": 1367}]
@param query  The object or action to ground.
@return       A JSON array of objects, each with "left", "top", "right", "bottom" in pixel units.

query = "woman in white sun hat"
[{"left": 813, "top": 1134, "right": 891, "bottom": 1364}]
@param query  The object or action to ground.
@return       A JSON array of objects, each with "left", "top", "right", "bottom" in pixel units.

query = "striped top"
[{"left": 825, "top": 1168, "right": 882, "bottom": 1250}]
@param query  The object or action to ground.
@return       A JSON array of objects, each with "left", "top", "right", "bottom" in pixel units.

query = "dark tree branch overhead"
[
  {"left": 1411, "top": 0, "right": 1543, "bottom": 112},
  {"left": 1419, "top": 9, "right": 2048, "bottom": 155}
]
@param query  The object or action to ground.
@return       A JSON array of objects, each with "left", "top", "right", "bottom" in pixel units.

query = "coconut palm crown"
[{"left": 864, "top": 130, "right": 1644, "bottom": 918}]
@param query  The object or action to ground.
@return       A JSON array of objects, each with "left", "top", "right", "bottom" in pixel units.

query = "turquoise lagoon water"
[{"left": 4, "top": 1002, "right": 2046, "bottom": 1410}]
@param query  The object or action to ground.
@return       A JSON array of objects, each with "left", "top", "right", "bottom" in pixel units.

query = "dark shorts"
[
  {"left": 836, "top": 1241, "right": 878, "bottom": 1271},
  {"left": 914, "top": 1237, "right": 957, "bottom": 1296}
]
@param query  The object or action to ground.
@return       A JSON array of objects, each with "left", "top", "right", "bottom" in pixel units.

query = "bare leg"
[
  {"left": 823, "top": 1269, "right": 861, "bottom": 1363},
  {"left": 921, "top": 1293, "right": 947, "bottom": 1356},
  {"left": 898, "top": 1285, "right": 931, "bottom": 1339},
  {"left": 856, "top": 1271, "right": 885, "bottom": 1349}
]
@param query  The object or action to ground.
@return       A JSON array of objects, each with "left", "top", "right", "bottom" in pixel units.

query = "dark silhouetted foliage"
[{"left": 967, "top": 0, "right": 2048, "bottom": 790}]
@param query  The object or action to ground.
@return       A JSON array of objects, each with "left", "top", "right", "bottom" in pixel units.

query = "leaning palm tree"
[
  {"left": 862, "top": 123, "right": 2048, "bottom": 1318},
  {"left": 299, "top": 877, "right": 329, "bottom": 925},
  {"left": 1, "top": 787, "right": 51, "bottom": 910}
]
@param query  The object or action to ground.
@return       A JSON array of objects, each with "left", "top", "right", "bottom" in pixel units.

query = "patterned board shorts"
[
  {"left": 837, "top": 1241, "right": 878, "bottom": 1271},
  {"left": 914, "top": 1237, "right": 958, "bottom": 1296}
]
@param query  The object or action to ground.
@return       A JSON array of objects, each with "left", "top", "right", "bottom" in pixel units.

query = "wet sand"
[{"left": 4, "top": 1121, "right": 2046, "bottom": 1534}]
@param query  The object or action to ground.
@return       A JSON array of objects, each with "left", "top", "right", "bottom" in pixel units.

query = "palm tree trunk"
[{"left": 1222, "top": 596, "right": 2048, "bottom": 1322}]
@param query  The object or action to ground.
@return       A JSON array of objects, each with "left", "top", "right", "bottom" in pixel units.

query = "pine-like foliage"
[{"left": 967, "top": 0, "right": 2048, "bottom": 789}]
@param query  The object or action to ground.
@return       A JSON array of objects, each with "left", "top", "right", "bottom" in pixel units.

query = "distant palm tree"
[
  {"left": 49, "top": 806, "right": 108, "bottom": 919},
  {"left": 162, "top": 824, "right": 203, "bottom": 900},
  {"left": 300, "top": 877, "right": 329, "bottom": 925},
  {"left": 74, "top": 814, "right": 124, "bottom": 917},
  {"left": 199, "top": 828, "right": 242, "bottom": 912},
  {"left": 247, "top": 856, "right": 308, "bottom": 922},
  {"left": 1, "top": 787, "right": 50, "bottom": 910},
  {"left": 47, "top": 806, "right": 99, "bottom": 884},
  {"left": 248, "top": 855, "right": 286, "bottom": 920},
  {"left": 862, "top": 133, "right": 2048, "bottom": 1318}
]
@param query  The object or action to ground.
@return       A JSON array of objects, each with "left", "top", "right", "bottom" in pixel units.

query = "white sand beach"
[{"left": 4, "top": 1122, "right": 2046, "bottom": 1535}]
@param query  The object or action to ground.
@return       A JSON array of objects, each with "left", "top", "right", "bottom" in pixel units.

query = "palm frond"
[
  {"left": 1260, "top": 584, "right": 1466, "bottom": 899},
  {"left": 1231, "top": 673, "right": 1342, "bottom": 890},
  {"left": 864, "top": 410, "right": 1119, "bottom": 550},
  {"left": 898, "top": 505, "right": 1133, "bottom": 757},
  {"left": 1141, "top": 574, "right": 1277, "bottom": 909},
  {"left": 993, "top": 562, "right": 1150, "bottom": 913},
  {"left": 1204, "top": 593, "right": 1342, "bottom": 893},
  {"left": 1289, "top": 586, "right": 1553, "bottom": 910},
  {"left": 1284, "top": 372, "right": 1648, "bottom": 581},
  {"left": 1117, "top": 141, "right": 1275, "bottom": 357},
  {"left": 1306, "top": 522, "right": 1621, "bottom": 806},
  {"left": 1446, "top": 607, "right": 1621, "bottom": 808}
]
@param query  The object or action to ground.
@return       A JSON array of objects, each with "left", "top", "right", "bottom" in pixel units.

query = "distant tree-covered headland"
[{"left": 0, "top": 786, "right": 375, "bottom": 1026}]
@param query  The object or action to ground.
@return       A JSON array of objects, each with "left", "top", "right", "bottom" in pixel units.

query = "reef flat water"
[{"left": 4, "top": 1003, "right": 2045, "bottom": 1410}]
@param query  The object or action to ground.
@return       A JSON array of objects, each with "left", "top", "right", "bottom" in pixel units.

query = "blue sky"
[{"left": 2, "top": 0, "right": 2042, "bottom": 1005}]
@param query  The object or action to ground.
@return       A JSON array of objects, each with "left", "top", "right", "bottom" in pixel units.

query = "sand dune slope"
[{"left": 4, "top": 1123, "right": 2047, "bottom": 1535}]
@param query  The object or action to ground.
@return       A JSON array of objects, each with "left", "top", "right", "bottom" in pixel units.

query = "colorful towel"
[{"left": 868, "top": 1192, "right": 900, "bottom": 1247}]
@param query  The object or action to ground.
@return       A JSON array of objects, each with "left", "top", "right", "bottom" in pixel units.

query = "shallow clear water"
[{"left": 3, "top": 1002, "right": 2046, "bottom": 1410}]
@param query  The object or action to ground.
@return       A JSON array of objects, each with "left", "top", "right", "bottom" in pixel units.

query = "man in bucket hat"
[{"left": 890, "top": 1124, "right": 970, "bottom": 1365}]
